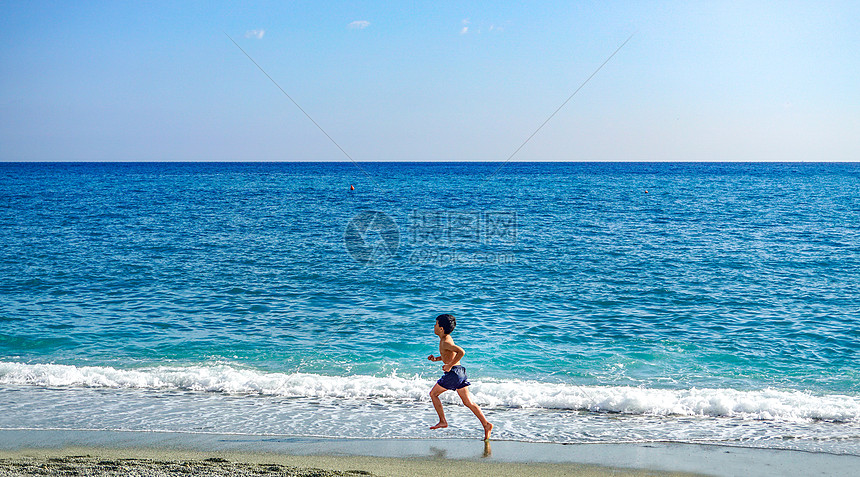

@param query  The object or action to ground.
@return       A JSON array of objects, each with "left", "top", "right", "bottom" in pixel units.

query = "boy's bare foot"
[
  {"left": 430, "top": 422, "right": 448, "bottom": 430},
  {"left": 483, "top": 422, "right": 493, "bottom": 441}
]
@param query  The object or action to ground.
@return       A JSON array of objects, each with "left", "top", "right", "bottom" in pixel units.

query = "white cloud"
[
  {"left": 460, "top": 19, "right": 506, "bottom": 35},
  {"left": 348, "top": 20, "right": 370, "bottom": 29},
  {"left": 244, "top": 30, "right": 265, "bottom": 39}
]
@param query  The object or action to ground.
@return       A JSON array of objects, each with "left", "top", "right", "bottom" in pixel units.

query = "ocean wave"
[{"left": 1, "top": 361, "right": 857, "bottom": 423}]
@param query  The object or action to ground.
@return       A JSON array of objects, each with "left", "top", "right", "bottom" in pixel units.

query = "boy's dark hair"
[{"left": 436, "top": 314, "right": 456, "bottom": 335}]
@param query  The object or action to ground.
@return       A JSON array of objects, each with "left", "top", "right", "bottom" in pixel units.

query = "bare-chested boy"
[{"left": 427, "top": 313, "right": 493, "bottom": 440}]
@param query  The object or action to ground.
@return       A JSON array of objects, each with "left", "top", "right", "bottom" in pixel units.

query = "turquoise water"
[{"left": 1, "top": 162, "right": 858, "bottom": 452}]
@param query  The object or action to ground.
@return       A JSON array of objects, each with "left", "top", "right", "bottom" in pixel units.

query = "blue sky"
[{"left": 1, "top": 1, "right": 858, "bottom": 161}]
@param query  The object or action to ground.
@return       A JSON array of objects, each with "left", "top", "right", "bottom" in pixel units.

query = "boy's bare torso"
[{"left": 438, "top": 336, "right": 462, "bottom": 367}]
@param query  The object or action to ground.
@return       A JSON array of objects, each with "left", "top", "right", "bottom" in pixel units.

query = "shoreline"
[
  {"left": 2, "top": 430, "right": 859, "bottom": 477},
  {"left": 0, "top": 448, "right": 689, "bottom": 477}
]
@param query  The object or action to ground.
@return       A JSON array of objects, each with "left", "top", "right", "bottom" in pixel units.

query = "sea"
[{"left": 1, "top": 162, "right": 858, "bottom": 455}]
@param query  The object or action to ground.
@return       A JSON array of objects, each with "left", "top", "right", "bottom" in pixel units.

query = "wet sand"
[
  {"left": 0, "top": 447, "right": 694, "bottom": 477},
  {"left": 1, "top": 430, "right": 858, "bottom": 477}
]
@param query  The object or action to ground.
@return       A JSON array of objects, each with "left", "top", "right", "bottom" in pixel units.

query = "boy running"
[{"left": 427, "top": 313, "right": 493, "bottom": 440}]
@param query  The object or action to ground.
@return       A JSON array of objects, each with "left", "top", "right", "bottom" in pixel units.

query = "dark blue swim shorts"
[{"left": 436, "top": 365, "right": 471, "bottom": 390}]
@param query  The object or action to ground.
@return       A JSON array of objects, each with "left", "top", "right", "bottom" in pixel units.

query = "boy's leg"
[
  {"left": 456, "top": 387, "right": 493, "bottom": 440},
  {"left": 429, "top": 384, "right": 448, "bottom": 429}
]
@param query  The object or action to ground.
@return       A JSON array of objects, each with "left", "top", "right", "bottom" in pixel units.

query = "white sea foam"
[{"left": 1, "top": 361, "right": 857, "bottom": 423}]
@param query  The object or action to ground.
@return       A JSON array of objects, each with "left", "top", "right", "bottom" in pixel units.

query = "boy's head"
[{"left": 435, "top": 314, "right": 456, "bottom": 335}]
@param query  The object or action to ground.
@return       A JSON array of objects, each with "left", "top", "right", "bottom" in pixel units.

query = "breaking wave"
[{"left": 1, "top": 361, "right": 857, "bottom": 423}]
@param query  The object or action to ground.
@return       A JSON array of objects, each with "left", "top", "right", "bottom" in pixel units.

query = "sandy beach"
[
  {"left": 0, "top": 447, "right": 694, "bottom": 477},
  {"left": 2, "top": 430, "right": 859, "bottom": 477}
]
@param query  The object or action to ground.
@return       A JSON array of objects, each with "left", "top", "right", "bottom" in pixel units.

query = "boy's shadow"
[
  {"left": 428, "top": 441, "right": 491, "bottom": 459},
  {"left": 429, "top": 446, "right": 447, "bottom": 459},
  {"left": 482, "top": 440, "right": 492, "bottom": 458}
]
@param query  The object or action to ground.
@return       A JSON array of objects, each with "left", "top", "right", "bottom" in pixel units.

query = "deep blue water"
[{"left": 1, "top": 162, "right": 858, "bottom": 451}]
